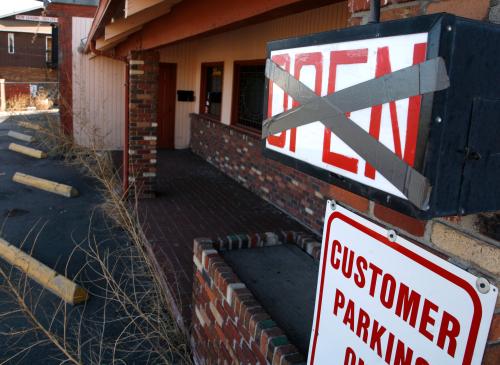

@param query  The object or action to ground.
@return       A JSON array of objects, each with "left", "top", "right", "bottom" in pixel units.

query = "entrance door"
[{"left": 157, "top": 63, "right": 177, "bottom": 149}]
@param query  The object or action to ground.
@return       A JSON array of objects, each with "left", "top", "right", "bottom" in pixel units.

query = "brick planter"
[{"left": 191, "top": 231, "right": 321, "bottom": 365}]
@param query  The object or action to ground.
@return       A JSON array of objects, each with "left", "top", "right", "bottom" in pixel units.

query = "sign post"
[{"left": 308, "top": 202, "right": 497, "bottom": 365}]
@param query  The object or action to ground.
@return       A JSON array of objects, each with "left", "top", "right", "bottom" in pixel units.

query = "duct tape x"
[{"left": 262, "top": 57, "right": 450, "bottom": 210}]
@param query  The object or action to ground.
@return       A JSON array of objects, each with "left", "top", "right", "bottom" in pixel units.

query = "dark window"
[
  {"left": 200, "top": 62, "right": 224, "bottom": 119},
  {"left": 8, "top": 33, "right": 14, "bottom": 54},
  {"left": 232, "top": 61, "right": 265, "bottom": 131}
]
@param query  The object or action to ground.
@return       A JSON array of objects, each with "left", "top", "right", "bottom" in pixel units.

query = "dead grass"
[
  {"left": 6, "top": 94, "right": 31, "bottom": 111},
  {"left": 6, "top": 90, "right": 55, "bottom": 112},
  {"left": 0, "top": 114, "right": 192, "bottom": 364}
]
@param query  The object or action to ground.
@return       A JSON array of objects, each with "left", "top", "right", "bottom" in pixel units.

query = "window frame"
[
  {"left": 199, "top": 61, "right": 224, "bottom": 121},
  {"left": 45, "top": 35, "right": 52, "bottom": 63},
  {"left": 230, "top": 59, "right": 266, "bottom": 132},
  {"left": 7, "top": 33, "right": 14, "bottom": 54}
]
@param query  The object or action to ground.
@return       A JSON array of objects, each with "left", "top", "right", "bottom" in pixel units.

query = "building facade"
[
  {"left": 0, "top": 6, "right": 57, "bottom": 103},
  {"left": 83, "top": 1, "right": 500, "bottom": 364}
]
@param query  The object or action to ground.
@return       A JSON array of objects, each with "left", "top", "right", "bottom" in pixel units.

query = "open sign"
[
  {"left": 266, "top": 32, "right": 428, "bottom": 199},
  {"left": 263, "top": 14, "right": 500, "bottom": 218},
  {"left": 308, "top": 203, "right": 497, "bottom": 365}
]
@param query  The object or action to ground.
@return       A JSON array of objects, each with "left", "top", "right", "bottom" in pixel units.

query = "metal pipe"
[{"left": 368, "top": 0, "right": 381, "bottom": 24}]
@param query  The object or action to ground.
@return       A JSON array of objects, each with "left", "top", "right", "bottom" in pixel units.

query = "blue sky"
[{"left": 0, "top": 0, "right": 43, "bottom": 18}]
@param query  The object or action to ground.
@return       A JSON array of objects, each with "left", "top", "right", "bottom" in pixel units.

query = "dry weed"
[{"left": 0, "top": 114, "right": 191, "bottom": 364}]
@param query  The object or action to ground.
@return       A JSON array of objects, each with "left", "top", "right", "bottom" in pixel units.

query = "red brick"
[
  {"left": 272, "top": 344, "right": 300, "bottom": 365},
  {"left": 223, "top": 319, "right": 242, "bottom": 344},
  {"left": 380, "top": 4, "right": 420, "bottom": 21},
  {"left": 260, "top": 327, "right": 284, "bottom": 358},
  {"left": 488, "top": 313, "right": 500, "bottom": 342},
  {"left": 327, "top": 185, "right": 369, "bottom": 212},
  {"left": 250, "top": 340, "right": 267, "bottom": 365},
  {"left": 240, "top": 342, "right": 258, "bottom": 365},
  {"left": 483, "top": 343, "right": 500, "bottom": 365},
  {"left": 427, "top": 0, "right": 489, "bottom": 21},
  {"left": 223, "top": 300, "right": 237, "bottom": 320},
  {"left": 348, "top": 0, "right": 415, "bottom": 13},
  {"left": 374, "top": 203, "right": 427, "bottom": 236}
]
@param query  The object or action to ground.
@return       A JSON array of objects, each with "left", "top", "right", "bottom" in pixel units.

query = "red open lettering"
[
  {"left": 267, "top": 54, "right": 290, "bottom": 148},
  {"left": 323, "top": 49, "right": 368, "bottom": 173},
  {"left": 365, "top": 43, "right": 427, "bottom": 179},
  {"left": 291, "top": 52, "right": 323, "bottom": 152}
]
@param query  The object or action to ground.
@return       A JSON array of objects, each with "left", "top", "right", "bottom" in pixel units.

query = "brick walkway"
[{"left": 139, "top": 150, "right": 306, "bottom": 328}]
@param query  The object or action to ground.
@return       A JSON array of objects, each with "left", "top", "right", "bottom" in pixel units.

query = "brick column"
[{"left": 128, "top": 50, "right": 159, "bottom": 198}]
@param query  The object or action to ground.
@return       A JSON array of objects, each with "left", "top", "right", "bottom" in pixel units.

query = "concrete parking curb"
[
  {"left": 0, "top": 238, "right": 88, "bottom": 305},
  {"left": 12, "top": 172, "right": 79, "bottom": 197},
  {"left": 9, "top": 143, "right": 47, "bottom": 159},
  {"left": 7, "top": 130, "right": 34, "bottom": 143}
]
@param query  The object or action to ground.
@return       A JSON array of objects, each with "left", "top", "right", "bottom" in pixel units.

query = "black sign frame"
[{"left": 262, "top": 13, "right": 500, "bottom": 219}]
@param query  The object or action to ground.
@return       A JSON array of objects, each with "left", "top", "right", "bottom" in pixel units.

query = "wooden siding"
[
  {"left": 159, "top": 1, "right": 348, "bottom": 149},
  {"left": 72, "top": 17, "right": 125, "bottom": 150}
]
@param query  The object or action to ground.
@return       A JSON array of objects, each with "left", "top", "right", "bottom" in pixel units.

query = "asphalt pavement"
[{"left": 0, "top": 112, "right": 157, "bottom": 364}]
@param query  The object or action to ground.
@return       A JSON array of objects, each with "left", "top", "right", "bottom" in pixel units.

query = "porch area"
[{"left": 138, "top": 149, "right": 307, "bottom": 329}]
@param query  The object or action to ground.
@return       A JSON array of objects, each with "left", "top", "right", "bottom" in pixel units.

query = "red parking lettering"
[
  {"left": 343, "top": 298, "right": 356, "bottom": 331},
  {"left": 333, "top": 288, "right": 346, "bottom": 316},
  {"left": 356, "top": 308, "right": 371, "bottom": 343},
  {"left": 393, "top": 340, "right": 414, "bottom": 365},
  {"left": 369, "top": 319, "right": 386, "bottom": 357}
]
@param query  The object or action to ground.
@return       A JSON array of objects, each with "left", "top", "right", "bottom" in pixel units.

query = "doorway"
[{"left": 157, "top": 63, "right": 177, "bottom": 149}]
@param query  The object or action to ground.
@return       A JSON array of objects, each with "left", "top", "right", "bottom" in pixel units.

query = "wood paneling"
[
  {"left": 158, "top": 1, "right": 348, "bottom": 148},
  {"left": 72, "top": 17, "right": 125, "bottom": 150},
  {"left": 157, "top": 63, "right": 177, "bottom": 149}
]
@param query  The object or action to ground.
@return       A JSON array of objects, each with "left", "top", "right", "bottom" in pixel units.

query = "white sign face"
[
  {"left": 15, "top": 15, "right": 58, "bottom": 23},
  {"left": 308, "top": 203, "right": 497, "bottom": 365},
  {"left": 266, "top": 33, "right": 429, "bottom": 199}
]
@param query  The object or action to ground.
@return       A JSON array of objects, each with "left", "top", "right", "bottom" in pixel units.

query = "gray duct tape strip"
[
  {"left": 262, "top": 58, "right": 449, "bottom": 209},
  {"left": 263, "top": 57, "right": 449, "bottom": 136}
]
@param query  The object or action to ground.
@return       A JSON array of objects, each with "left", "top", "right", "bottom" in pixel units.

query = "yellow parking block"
[
  {"left": 18, "top": 121, "right": 41, "bottom": 131},
  {"left": 7, "top": 130, "right": 34, "bottom": 143},
  {"left": 12, "top": 172, "right": 79, "bottom": 198},
  {"left": 8, "top": 143, "right": 47, "bottom": 159},
  {"left": 0, "top": 238, "right": 88, "bottom": 304}
]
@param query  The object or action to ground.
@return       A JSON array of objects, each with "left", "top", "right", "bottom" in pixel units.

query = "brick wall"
[
  {"left": 192, "top": 231, "right": 320, "bottom": 365},
  {"left": 348, "top": 0, "right": 493, "bottom": 25},
  {"left": 190, "top": 112, "right": 500, "bottom": 363},
  {"left": 188, "top": 2, "right": 500, "bottom": 363},
  {"left": 128, "top": 50, "right": 159, "bottom": 198},
  {"left": 0, "top": 66, "right": 57, "bottom": 82}
]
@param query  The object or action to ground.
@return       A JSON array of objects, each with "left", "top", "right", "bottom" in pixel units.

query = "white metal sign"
[
  {"left": 266, "top": 33, "right": 429, "bottom": 199},
  {"left": 308, "top": 203, "right": 497, "bottom": 365},
  {"left": 15, "top": 15, "right": 58, "bottom": 23}
]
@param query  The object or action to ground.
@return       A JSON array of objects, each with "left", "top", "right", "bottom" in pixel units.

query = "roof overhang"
[
  {"left": 0, "top": 20, "right": 52, "bottom": 34},
  {"left": 85, "top": 0, "right": 342, "bottom": 57},
  {"left": 85, "top": 0, "right": 181, "bottom": 53}
]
